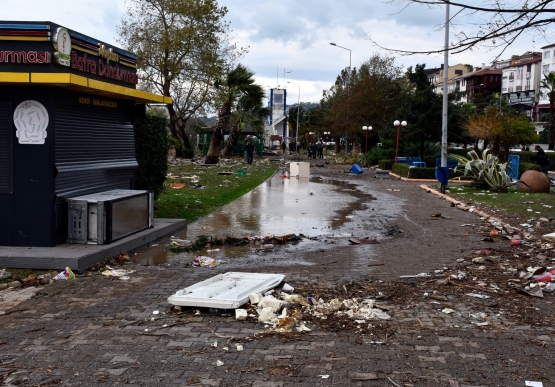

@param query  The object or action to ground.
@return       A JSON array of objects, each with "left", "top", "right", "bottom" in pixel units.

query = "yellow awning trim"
[
  {"left": 0, "top": 72, "right": 171, "bottom": 104},
  {"left": 0, "top": 72, "right": 30, "bottom": 82}
]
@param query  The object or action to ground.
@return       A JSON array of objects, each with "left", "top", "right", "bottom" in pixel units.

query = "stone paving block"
[
  {"left": 415, "top": 345, "right": 441, "bottom": 351},
  {"left": 252, "top": 382, "right": 284, "bottom": 387},
  {"left": 459, "top": 353, "right": 486, "bottom": 360},
  {"left": 110, "top": 355, "right": 137, "bottom": 363},
  {"left": 438, "top": 337, "right": 462, "bottom": 342},
  {"left": 418, "top": 356, "right": 446, "bottom": 363}
]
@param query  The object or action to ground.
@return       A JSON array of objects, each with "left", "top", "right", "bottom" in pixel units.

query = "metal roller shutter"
[{"left": 54, "top": 95, "right": 137, "bottom": 243}]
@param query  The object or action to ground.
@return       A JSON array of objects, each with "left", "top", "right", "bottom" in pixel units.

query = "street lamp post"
[
  {"left": 393, "top": 120, "right": 407, "bottom": 163},
  {"left": 330, "top": 42, "right": 351, "bottom": 157},
  {"left": 287, "top": 81, "right": 300, "bottom": 152},
  {"left": 362, "top": 126, "right": 372, "bottom": 153}
]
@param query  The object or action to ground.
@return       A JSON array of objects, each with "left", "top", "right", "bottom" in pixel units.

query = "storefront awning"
[{"left": 0, "top": 72, "right": 172, "bottom": 104}]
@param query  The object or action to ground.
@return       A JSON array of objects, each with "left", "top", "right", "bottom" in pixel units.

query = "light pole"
[
  {"left": 287, "top": 81, "right": 300, "bottom": 152},
  {"left": 393, "top": 120, "right": 407, "bottom": 163},
  {"left": 362, "top": 126, "right": 372, "bottom": 153},
  {"left": 330, "top": 42, "right": 351, "bottom": 157}
]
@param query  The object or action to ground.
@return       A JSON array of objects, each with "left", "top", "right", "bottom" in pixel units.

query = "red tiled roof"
[{"left": 504, "top": 57, "right": 543, "bottom": 69}]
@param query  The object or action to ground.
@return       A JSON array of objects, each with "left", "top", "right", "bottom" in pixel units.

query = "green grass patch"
[
  {"left": 155, "top": 160, "right": 278, "bottom": 221},
  {"left": 440, "top": 184, "right": 555, "bottom": 221}
]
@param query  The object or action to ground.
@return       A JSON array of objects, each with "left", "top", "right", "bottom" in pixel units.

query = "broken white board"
[{"left": 167, "top": 272, "right": 285, "bottom": 309}]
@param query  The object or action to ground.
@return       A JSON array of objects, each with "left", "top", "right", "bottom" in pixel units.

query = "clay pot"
[{"left": 517, "top": 170, "right": 551, "bottom": 193}]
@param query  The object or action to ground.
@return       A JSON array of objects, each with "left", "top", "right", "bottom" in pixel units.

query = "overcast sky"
[{"left": 3, "top": 0, "right": 552, "bottom": 104}]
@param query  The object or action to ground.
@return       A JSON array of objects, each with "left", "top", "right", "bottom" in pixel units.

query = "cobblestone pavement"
[{"left": 0, "top": 163, "right": 552, "bottom": 387}]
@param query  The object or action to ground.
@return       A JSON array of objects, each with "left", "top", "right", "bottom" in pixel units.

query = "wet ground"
[
  {"left": 1, "top": 161, "right": 555, "bottom": 386},
  {"left": 134, "top": 172, "right": 404, "bottom": 268}
]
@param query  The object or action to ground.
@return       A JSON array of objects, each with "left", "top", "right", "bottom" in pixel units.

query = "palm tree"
[
  {"left": 540, "top": 72, "right": 555, "bottom": 150},
  {"left": 205, "top": 65, "right": 260, "bottom": 164},
  {"left": 221, "top": 86, "right": 269, "bottom": 158}
]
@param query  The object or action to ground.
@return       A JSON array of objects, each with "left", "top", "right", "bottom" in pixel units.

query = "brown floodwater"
[{"left": 133, "top": 172, "right": 402, "bottom": 267}]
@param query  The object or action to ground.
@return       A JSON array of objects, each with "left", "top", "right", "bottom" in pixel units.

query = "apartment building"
[
  {"left": 501, "top": 52, "right": 542, "bottom": 120},
  {"left": 538, "top": 44, "right": 555, "bottom": 121}
]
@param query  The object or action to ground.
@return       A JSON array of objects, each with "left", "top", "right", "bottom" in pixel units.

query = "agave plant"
[{"left": 448, "top": 149, "right": 515, "bottom": 192}]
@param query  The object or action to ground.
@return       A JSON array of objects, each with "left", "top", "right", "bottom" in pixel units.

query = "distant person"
[
  {"left": 532, "top": 145, "right": 549, "bottom": 174},
  {"left": 297, "top": 142, "right": 301, "bottom": 155},
  {"left": 281, "top": 141, "right": 286, "bottom": 154},
  {"left": 245, "top": 140, "right": 254, "bottom": 165},
  {"left": 317, "top": 140, "right": 324, "bottom": 158}
]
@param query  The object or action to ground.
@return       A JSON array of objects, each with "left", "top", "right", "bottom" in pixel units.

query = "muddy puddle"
[{"left": 134, "top": 173, "right": 404, "bottom": 267}]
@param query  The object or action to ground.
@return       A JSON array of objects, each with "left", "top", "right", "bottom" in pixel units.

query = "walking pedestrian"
[
  {"left": 317, "top": 140, "right": 324, "bottom": 158},
  {"left": 281, "top": 141, "right": 286, "bottom": 154},
  {"left": 532, "top": 145, "right": 550, "bottom": 175},
  {"left": 245, "top": 140, "right": 254, "bottom": 165}
]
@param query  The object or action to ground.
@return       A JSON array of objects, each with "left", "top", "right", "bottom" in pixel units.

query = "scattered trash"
[
  {"left": 318, "top": 375, "right": 330, "bottom": 379},
  {"left": 442, "top": 308, "right": 455, "bottom": 314},
  {"left": 490, "top": 229, "right": 499, "bottom": 238},
  {"left": 211, "top": 340, "right": 218, "bottom": 348},
  {"left": 169, "top": 183, "right": 186, "bottom": 189},
  {"left": 544, "top": 232, "right": 555, "bottom": 242},
  {"left": 465, "top": 293, "right": 490, "bottom": 299},
  {"left": 511, "top": 239, "right": 521, "bottom": 247},
  {"left": 348, "top": 237, "right": 380, "bottom": 245},
  {"left": 216, "top": 360, "right": 224, "bottom": 367},
  {"left": 519, "top": 287, "right": 544, "bottom": 298},
  {"left": 192, "top": 255, "right": 224, "bottom": 267},
  {"left": 399, "top": 273, "right": 431, "bottom": 278},
  {"left": 236, "top": 344, "right": 244, "bottom": 351},
  {"left": 53, "top": 267, "right": 75, "bottom": 281},
  {"left": 167, "top": 272, "right": 285, "bottom": 309},
  {"left": 282, "top": 283, "right": 294, "bottom": 292},
  {"left": 431, "top": 213, "right": 441, "bottom": 217},
  {"left": 525, "top": 382, "right": 544, "bottom": 387},
  {"left": 101, "top": 266, "right": 136, "bottom": 280},
  {"left": 235, "top": 309, "right": 248, "bottom": 320},
  {"left": 258, "top": 307, "right": 275, "bottom": 322}
]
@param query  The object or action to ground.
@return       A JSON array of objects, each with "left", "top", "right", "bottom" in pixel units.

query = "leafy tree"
[
  {"left": 463, "top": 106, "right": 538, "bottom": 161},
  {"left": 118, "top": 0, "right": 243, "bottom": 158},
  {"left": 395, "top": 64, "right": 443, "bottom": 160},
  {"left": 206, "top": 65, "right": 261, "bottom": 164},
  {"left": 540, "top": 71, "right": 555, "bottom": 150},
  {"left": 321, "top": 54, "right": 404, "bottom": 153}
]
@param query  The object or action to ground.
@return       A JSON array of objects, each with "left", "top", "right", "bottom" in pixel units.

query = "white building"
[{"left": 501, "top": 52, "right": 542, "bottom": 121}]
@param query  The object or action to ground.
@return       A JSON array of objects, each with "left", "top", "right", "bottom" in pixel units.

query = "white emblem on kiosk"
[
  {"left": 13, "top": 100, "right": 49, "bottom": 145},
  {"left": 53, "top": 27, "right": 72, "bottom": 67}
]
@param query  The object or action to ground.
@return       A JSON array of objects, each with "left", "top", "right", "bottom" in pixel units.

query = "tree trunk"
[
  {"left": 205, "top": 102, "right": 231, "bottom": 164},
  {"left": 167, "top": 104, "right": 192, "bottom": 158},
  {"left": 221, "top": 123, "right": 239, "bottom": 158}
]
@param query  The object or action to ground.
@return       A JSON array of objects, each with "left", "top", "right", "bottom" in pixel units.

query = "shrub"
[
  {"left": 392, "top": 163, "right": 410, "bottom": 177},
  {"left": 407, "top": 167, "right": 436, "bottom": 179},
  {"left": 519, "top": 162, "right": 541, "bottom": 177},
  {"left": 379, "top": 160, "right": 393, "bottom": 170},
  {"left": 134, "top": 112, "right": 168, "bottom": 199},
  {"left": 448, "top": 149, "right": 513, "bottom": 192}
]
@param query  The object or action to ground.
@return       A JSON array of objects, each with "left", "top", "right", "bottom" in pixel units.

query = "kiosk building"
[{"left": 0, "top": 21, "right": 171, "bottom": 248}]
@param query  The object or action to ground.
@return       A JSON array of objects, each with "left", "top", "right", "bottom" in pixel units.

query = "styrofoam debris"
[
  {"left": 235, "top": 309, "right": 248, "bottom": 321},
  {"left": 236, "top": 345, "right": 244, "bottom": 351},
  {"left": 442, "top": 308, "right": 455, "bottom": 314},
  {"left": 281, "top": 293, "right": 310, "bottom": 307},
  {"left": 297, "top": 324, "right": 311, "bottom": 332},
  {"left": 216, "top": 360, "right": 224, "bottom": 367},
  {"left": 258, "top": 295, "right": 283, "bottom": 312},
  {"left": 211, "top": 341, "right": 218, "bottom": 348},
  {"left": 249, "top": 293, "right": 262, "bottom": 304},
  {"left": 258, "top": 307, "right": 275, "bottom": 322}
]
